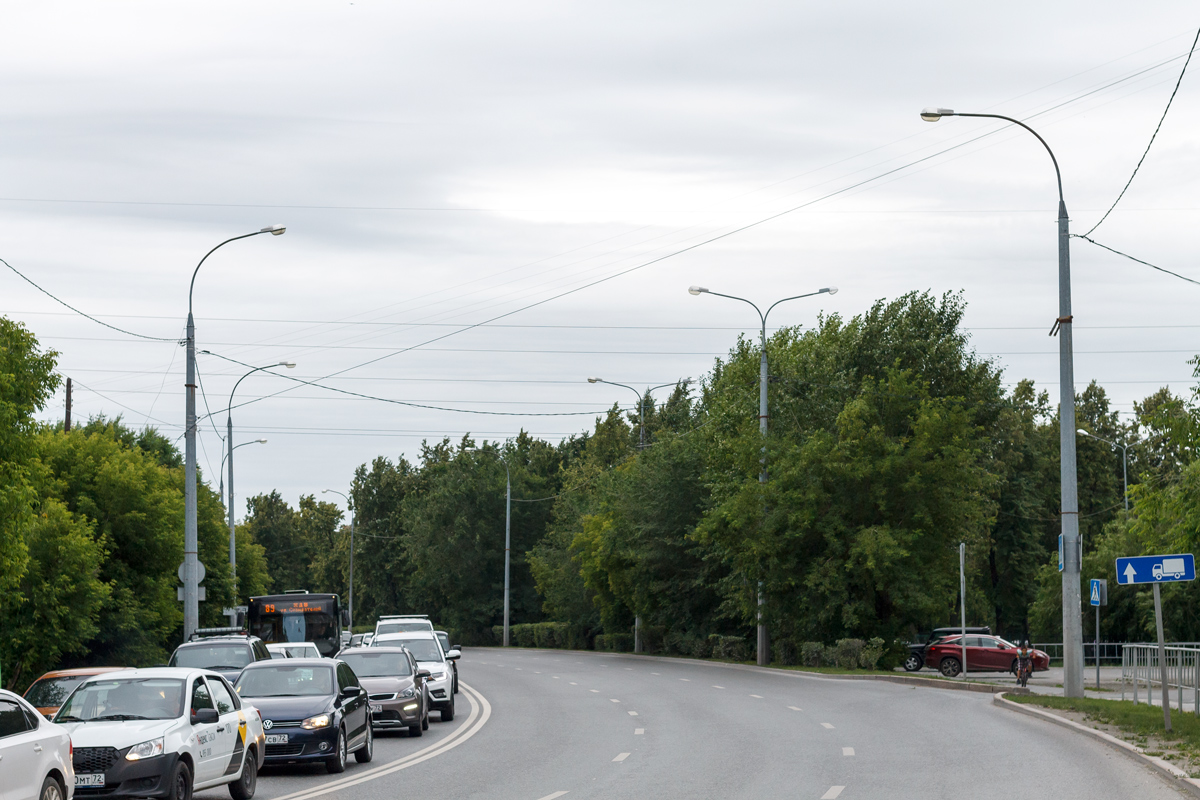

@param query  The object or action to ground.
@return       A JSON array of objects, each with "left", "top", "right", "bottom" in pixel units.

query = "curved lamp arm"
[{"left": 189, "top": 225, "right": 285, "bottom": 316}]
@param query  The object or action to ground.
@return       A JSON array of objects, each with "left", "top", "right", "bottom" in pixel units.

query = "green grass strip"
[{"left": 1010, "top": 693, "right": 1200, "bottom": 750}]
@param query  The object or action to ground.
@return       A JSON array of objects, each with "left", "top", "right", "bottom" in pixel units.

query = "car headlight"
[
  {"left": 399, "top": 687, "right": 416, "bottom": 699},
  {"left": 430, "top": 672, "right": 447, "bottom": 681},
  {"left": 302, "top": 714, "right": 332, "bottom": 730},
  {"left": 125, "top": 738, "right": 164, "bottom": 761}
]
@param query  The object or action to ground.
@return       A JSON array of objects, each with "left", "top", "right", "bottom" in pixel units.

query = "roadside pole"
[
  {"left": 1153, "top": 584, "right": 1171, "bottom": 731},
  {"left": 1090, "top": 578, "right": 1107, "bottom": 690},
  {"left": 959, "top": 543, "right": 966, "bottom": 680}
]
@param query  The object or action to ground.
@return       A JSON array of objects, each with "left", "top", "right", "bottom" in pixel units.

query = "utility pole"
[{"left": 64, "top": 377, "right": 72, "bottom": 432}]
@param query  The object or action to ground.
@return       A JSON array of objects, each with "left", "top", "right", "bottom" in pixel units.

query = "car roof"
[
  {"left": 376, "top": 631, "right": 436, "bottom": 641},
  {"left": 341, "top": 645, "right": 409, "bottom": 654},
  {"left": 241, "top": 657, "right": 335, "bottom": 669},
  {"left": 33, "top": 667, "right": 131, "bottom": 680},
  {"left": 177, "top": 636, "right": 255, "bottom": 646},
  {"left": 79, "top": 667, "right": 220, "bottom": 682}
]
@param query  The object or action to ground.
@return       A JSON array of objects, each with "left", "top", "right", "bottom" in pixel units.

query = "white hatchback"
[
  {"left": 0, "top": 689, "right": 73, "bottom": 800},
  {"left": 55, "top": 668, "right": 264, "bottom": 800}
]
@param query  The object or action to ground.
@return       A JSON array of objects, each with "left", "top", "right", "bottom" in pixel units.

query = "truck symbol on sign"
[{"left": 1154, "top": 559, "right": 1187, "bottom": 580}]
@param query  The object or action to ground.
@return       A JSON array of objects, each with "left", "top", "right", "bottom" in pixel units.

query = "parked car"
[
  {"left": 233, "top": 658, "right": 372, "bottom": 773},
  {"left": 265, "top": 643, "right": 320, "bottom": 660},
  {"left": 24, "top": 668, "right": 130, "bottom": 720},
  {"left": 0, "top": 688, "right": 74, "bottom": 800},
  {"left": 337, "top": 647, "right": 430, "bottom": 737},
  {"left": 169, "top": 631, "right": 272, "bottom": 684},
  {"left": 371, "top": 633, "right": 459, "bottom": 721},
  {"left": 924, "top": 635, "right": 1050, "bottom": 677},
  {"left": 433, "top": 631, "right": 459, "bottom": 694},
  {"left": 903, "top": 627, "right": 992, "bottom": 672},
  {"left": 55, "top": 668, "right": 264, "bottom": 800}
]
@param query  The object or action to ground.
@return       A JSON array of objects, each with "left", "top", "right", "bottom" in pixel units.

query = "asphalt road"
[{"left": 204, "top": 648, "right": 1191, "bottom": 800}]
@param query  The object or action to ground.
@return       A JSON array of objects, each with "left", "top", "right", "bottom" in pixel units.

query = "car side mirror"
[
  {"left": 192, "top": 708, "right": 219, "bottom": 724},
  {"left": 446, "top": 649, "right": 461, "bottom": 660},
  {"left": 417, "top": 670, "right": 431, "bottom": 679},
  {"left": 342, "top": 685, "right": 361, "bottom": 698},
  {"left": 341, "top": 609, "right": 351, "bottom": 627}
]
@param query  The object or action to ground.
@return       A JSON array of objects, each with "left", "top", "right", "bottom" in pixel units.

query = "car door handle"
[{"left": 33, "top": 744, "right": 43, "bottom": 752}]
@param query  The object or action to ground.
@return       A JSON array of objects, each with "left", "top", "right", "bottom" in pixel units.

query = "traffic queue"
[{"left": 7, "top": 599, "right": 462, "bottom": 800}]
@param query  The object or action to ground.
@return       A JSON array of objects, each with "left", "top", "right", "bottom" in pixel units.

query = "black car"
[
  {"left": 234, "top": 658, "right": 373, "bottom": 773},
  {"left": 168, "top": 630, "right": 272, "bottom": 683},
  {"left": 904, "top": 626, "right": 992, "bottom": 672}
]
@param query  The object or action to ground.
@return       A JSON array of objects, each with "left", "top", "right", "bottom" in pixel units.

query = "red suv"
[{"left": 924, "top": 635, "right": 1050, "bottom": 677}]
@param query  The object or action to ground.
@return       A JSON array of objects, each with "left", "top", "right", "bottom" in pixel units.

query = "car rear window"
[
  {"left": 235, "top": 666, "right": 335, "bottom": 698},
  {"left": 375, "top": 622, "right": 431, "bottom": 635},
  {"left": 171, "top": 643, "right": 252, "bottom": 670},
  {"left": 340, "top": 652, "right": 413, "bottom": 677},
  {"left": 25, "top": 676, "right": 86, "bottom": 708}
]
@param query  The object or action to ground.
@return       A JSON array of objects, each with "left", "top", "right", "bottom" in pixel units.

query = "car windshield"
[
  {"left": 395, "top": 639, "right": 443, "bottom": 662},
  {"left": 25, "top": 675, "right": 87, "bottom": 708},
  {"left": 171, "top": 643, "right": 252, "bottom": 670},
  {"left": 235, "top": 665, "right": 335, "bottom": 697},
  {"left": 375, "top": 621, "right": 431, "bottom": 635},
  {"left": 340, "top": 652, "right": 413, "bottom": 677},
  {"left": 55, "top": 678, "right": 184, "bottom": 722}
]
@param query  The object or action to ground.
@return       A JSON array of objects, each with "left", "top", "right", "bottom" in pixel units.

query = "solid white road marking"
[
  {"left": 821, "top": 787, "right": 845, "bottom": 799},
  {"left": 628, "top": 711, "right": 638, "bottom": 716},
  {"left": 613, "top": 752, "right": 631, "bottom": 762},
  {"left": 610, "top": 699, "right": 620, "bottom": 703},
  {"left": 821, "top": 723, "right": 834, "bottom": 729},
  {"left": 635, "top": 728, "right": 644, "bottom": 735},
  {"left": 788, "top": 706, "right": 802, "bottom": 711},
  {"left": 749, "top": 694, "right": 763, "bottom": 698},
  {"left": 843, "top": 747, "right": 855, "bottom": 756},
  {"left": 536, "top": 793, "right": 569, "bottom": 800}
]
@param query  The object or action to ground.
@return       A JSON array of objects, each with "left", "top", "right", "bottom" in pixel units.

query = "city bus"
[{"left": 247, "top": 591, "right": 349, "bottom": 657}]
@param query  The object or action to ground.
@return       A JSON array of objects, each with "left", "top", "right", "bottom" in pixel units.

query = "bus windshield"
[{"left": 249, "top": 595, "right": 341, "bottom": 657}]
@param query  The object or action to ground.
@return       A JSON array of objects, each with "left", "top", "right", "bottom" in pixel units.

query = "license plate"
[
  {"left": 265, "top": 734, "right": 289, "bottom": 744},
  {"left": 370, "top": 703, "right": 382, "bottom": 713},
  {"left": 76, "top": 775, "right": 105, "bottom": 787}
]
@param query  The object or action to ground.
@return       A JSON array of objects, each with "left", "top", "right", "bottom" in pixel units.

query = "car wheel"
[
  {"left": 440, "top": 694, "right": 455, "bottom": 722},
  {"left": 355, "top": 724, "right": 374, "bottom": 763},
  {"left": 39, "top": 777, "right": 65, "bottom": 800},
  {"left": 939, "top": 657, "right": 962, "bottom": 678},
  {"left": 166, "top": 760, "right": 193, "bottom": 800},
  {"left": 903, "top": 653, "right": 923, "bottom": 672},
  {"left": 408, "top": 713, "right": 424, "bottom": 736},
  {"left": 229, "top": 748, "right": 257, "bottom": 800},
  {"left": 326, "top": 728, "right": 347, "bottom": 774}
]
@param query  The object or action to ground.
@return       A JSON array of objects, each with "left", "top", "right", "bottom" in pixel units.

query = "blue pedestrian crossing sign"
[
  {"left": 1089, "top": 578, "right": 1107, "bottom": 606},
  {"left": 1116, "top": 554, "right": 1196, "bottom": 585}
]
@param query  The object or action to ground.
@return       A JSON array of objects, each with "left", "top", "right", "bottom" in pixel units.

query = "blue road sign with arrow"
[{"left": 1116, "top": 554, "right": 1196, "bottom": 585}]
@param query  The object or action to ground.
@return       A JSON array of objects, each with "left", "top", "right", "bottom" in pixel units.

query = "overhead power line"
[{"left": 1075, "top": 234, "right": 1200, "bottom": 287}]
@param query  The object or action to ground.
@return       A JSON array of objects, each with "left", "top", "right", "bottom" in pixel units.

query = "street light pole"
[
  {"left": 1077, "top": 429, "right": 1130, "bottom": 511},
  {"left": 587, "top": 377, "right": 692, "bottom": 652},
  {"left": 322, "top": 489, "right": 356, "bottom": 631},
  {"left": 464, "top": 447, "right": 513, "bottom": 646},
  {"left": 183, "top": 224, "right": 284, "bottom": 640},
  {"left": 922, "top": 106, "right": 1083, "bottom": 697},
  {"left": 219, "top": 438, "right": 267, "bottom": 620},
  {"left": 224, "top": 361, "right": 295, "bottom": 591},
  {"left": 688, "top": 284, "right": 836, "bottom": 666}
]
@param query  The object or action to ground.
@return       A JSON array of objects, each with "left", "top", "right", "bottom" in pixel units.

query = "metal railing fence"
[{"left": 1122, "top": 643, "right": 1200, "bottom": 713}]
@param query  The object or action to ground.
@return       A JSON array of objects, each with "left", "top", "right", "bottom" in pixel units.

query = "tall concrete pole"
[
  {"left": 921, "top": 108, "right": 1082, "bottom": 697},
  {"left": 227, "top": 415, "right": 236, "bottom": 587},
  {"left": 504, "top": 460, "right": 511, "bottom": 648}
]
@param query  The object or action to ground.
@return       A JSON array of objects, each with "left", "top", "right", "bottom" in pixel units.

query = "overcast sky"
[{"left": 3, "top": 1, "right": 1198, "bottom": 519}]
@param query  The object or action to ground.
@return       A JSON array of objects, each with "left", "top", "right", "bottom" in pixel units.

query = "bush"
[
  {"left": 714, "top": 635, "right": 748, "bottom": 661},
  {"left": 595, "top": 633, "right": 634, "bottom": 652},
  {"left": 639, "top": 625, "right": 666, "bottom": 653},
  {"left": 833, "top": 638, "right": 865, "bottom": 669},
  {"left": 859, "top": 637, "right": 886, "bottom": 670},
  {"left": 801, "top": 641, "right": 825, "bottom": 666},
  {"left": 773, "top": 637, "right": 799, "bottom": 666}
]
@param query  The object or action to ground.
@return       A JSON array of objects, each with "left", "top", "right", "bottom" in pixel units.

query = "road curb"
[{"left": 993, "top": 691, "right": 1200, "bottom": 798}]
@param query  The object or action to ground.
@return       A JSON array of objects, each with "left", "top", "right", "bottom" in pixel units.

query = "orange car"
[{"left": 23, "top": 666, "right": 130, "bottom": 718}]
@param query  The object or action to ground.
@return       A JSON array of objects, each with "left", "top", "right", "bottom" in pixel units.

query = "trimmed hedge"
[{"left": 490, "top": 622, "right": 590, "bottom": 650}]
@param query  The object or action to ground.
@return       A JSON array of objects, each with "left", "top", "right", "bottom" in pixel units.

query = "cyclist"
[{"left": 1015, "top": 640, "right": 1035, "bottom": 687}]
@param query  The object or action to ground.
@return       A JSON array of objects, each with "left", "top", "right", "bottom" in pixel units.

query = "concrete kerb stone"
[{"left": 993, "top": 691, "right": 1200, "bottom": 798}]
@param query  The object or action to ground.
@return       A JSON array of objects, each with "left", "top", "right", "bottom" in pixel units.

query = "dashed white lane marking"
[
  {"left": 842, "top": 747, "right": 855, "bottom": 756},
  {"left": 516, "top": 668, "right": 522, "bottom": 671},
  {"left": 625, "top": 667, "right": 633, "bottom": 670},
  {"left": 534, "top": 671, "right": 541, "bottom": 674},
  {"left": 680, "top": 678, "right": 690, "bottom": 682},
  {"left": 628, "top": 711, "right": 639, "bottom": 716},
  {"left": 635, "top": 728, "right": 644, "bottom": 735},
  {"left": 610, "top": 699, "right": 621, "bottom": 703},
  {"left": 749, "top": 694, "right": 763, "bottom": 698},
  {"left": 788, "top": 706, "right": 802, "bottom": 711},
  {"left": 613, "top": 752, "right": 631, "bottom": 762},
  {"left": 712, "top": 685, "right": 725, "bottom": 689},
  {"left": 651, "top": 672, "right": 660, "bottom": 675},
  {"left": 590, "top": 689, "right": 599, "bottom": 693},
  {"left": 536, "top": 792, "right": 569, "bottom": 800},
  {"left": 821, "top": 723, "right": 834, "bottom": 729},
  {"left": 569, "top": 682, "right": 578, "bottom": 685},
  {"left": 821, "top": 787, "right": 845, "bottom": 799},
  {"left": 553, "top": 676, "right": 560, "bottom": 679}
]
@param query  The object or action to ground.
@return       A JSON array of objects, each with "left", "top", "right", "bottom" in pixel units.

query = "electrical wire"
[
  {"left": 1074, "top": 234, "right": 1200, "bottom": 287},
  {"left": 1084, "top": 23, "right": 1200, "bottom": 237}
]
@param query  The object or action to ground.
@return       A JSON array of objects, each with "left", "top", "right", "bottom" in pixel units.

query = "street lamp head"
[
  {"left": 279, "top": 361, "right": 297, "bottom": 368},
  {"left": 688, "top": 285, "right": 709, "bottom": 295},
  {"left": 255, "top": 438, "right": 268, "bottom": 444},
  {"left": 587, "top": 377, "right": 600, "bottom": 383},
  {"left": 920, "top": 107, "right": 955, "bottom": 122},
  {"left": 1076, "top": 429, "right": 1089, "bottom": 436},
  {"left": 261, "top": 224, "right": 286, "bottom": 235},
  {"left": 821, "top": 287, "right": 838, "bottom": 295}
]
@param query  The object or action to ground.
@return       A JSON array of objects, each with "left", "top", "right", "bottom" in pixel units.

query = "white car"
[
  {"left": 371, "top": 633, "right": 459, "bottom": 721},
  {"left": 372, "top": 615, "right": 435, "bottom": 638},
  {"left": 0, "top": 688, "right": 74, "bottom": 800},
  {"left": 55, "top": 668, "right": 264, "bottom": 800}
]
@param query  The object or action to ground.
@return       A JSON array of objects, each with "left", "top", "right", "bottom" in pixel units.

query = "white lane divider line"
[
  {"left": 749, "top": 694, "right": 763, "bottom": 698},
  {"left": 842, "top": 747, "right": 855, "bottom": 756},
  {"left": 712, "top": 685, "right": 725, "bottom": 689},
  {"left": 590, "top": 689, "right": 600, "bottom": 693},
  {"left": 534, "top": 671, "right": 541, "bottom": 674},
  {"left": 680, "top": 678, "right": 690, "bottom": 681},
  {"left": 610, "top": 698, "right": 621, "bottom": 703},
  {"left": 613, "top": 752, "right": 631, "bottom": 762},
  {"left": 628, "top": 711, "right": 639, "bottom": 716},
  {"left": 821, "top": 787, "right": 845, "bottom": 799},
  {"left": 651, "top": 672, "right": 660, "bottom": 675},
  {"left": 536, "top": 793, "right": 569, "bottom": 800},
  {"left": 553, "top": 676, "right": 560, "bottom": 679},
  {"left": 625, "top": 667, "right": 633, "bottom": 670},
  {"left": 821, "top": 722, "right": 834, "bottom": 729},
  {"left": 569, "top": 682, "right": 578, "bottom": 685},
  {"left": 788, "top": 706, "right": 802, "bottom": 711},
  {"left": 635, "top": 728, "right": 644, "bottom": 735}
]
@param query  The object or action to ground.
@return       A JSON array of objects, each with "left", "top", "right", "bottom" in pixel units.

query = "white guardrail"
[{"left": 1122, "top": 643, "right": 1200, "bottom": 713}]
